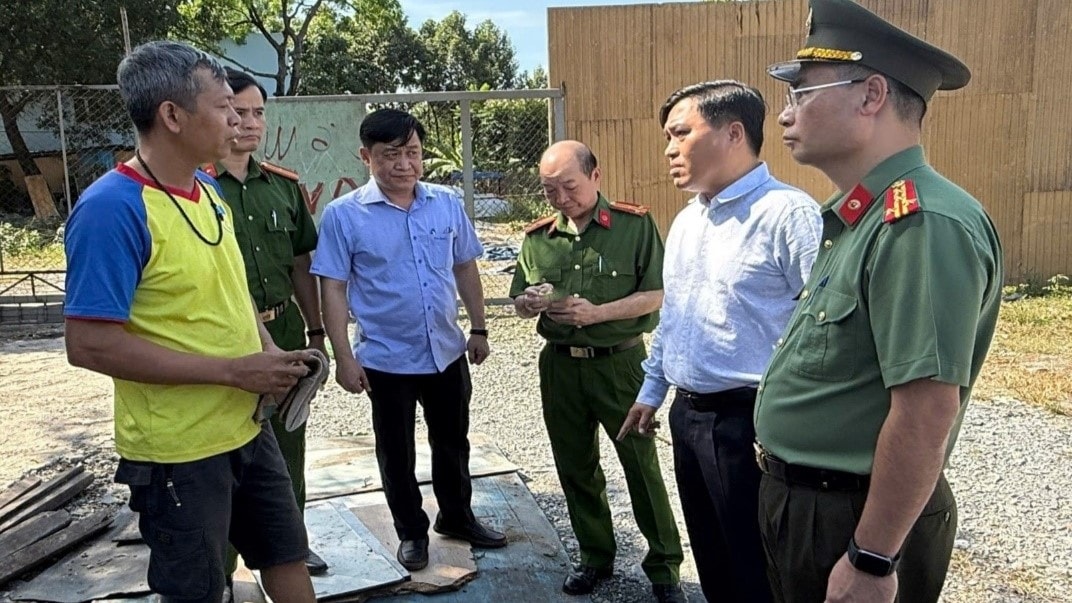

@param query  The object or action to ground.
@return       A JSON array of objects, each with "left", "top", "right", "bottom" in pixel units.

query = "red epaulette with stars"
[
  {"left": 837, "top": 184, "right": 875, "bottom": 226},
  {"left": 883, "top": 179, "right": 922, "bottom": 224},
  {"left": 260, "top": 161, "right": 300, "bottom": 182},
  {"left": 524, "top": 215, "right": 557, "bottom": 235},
  {"left": 609, "top": 201, "right": 650, "bottom": 216}
]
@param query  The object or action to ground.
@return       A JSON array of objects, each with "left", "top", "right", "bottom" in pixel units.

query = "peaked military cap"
[{"left": 768, "top": 0, "right": 971, "bottom": 101}]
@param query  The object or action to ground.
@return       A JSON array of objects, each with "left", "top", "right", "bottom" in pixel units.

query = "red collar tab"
[
  {"left": 883, "top": 179, "right": 921, "bottom": 224},
  {"left": 597, "top": 208, "right": 612, "bottom": 229},
  {"left": 837, "top": 184, "right": 874, "bottom": 227}
]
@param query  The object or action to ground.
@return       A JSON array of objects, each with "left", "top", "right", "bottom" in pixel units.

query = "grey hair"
[{"left": 117, "top": 41, "right": 228, "bottom": 133}]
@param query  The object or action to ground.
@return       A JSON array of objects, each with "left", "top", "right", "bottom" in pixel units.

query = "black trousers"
[
  {"left": 365, "top": 356, "right": 474, "bottom": 541},
  {"left": 668, "top": 387, "right": 772, "bottom": 603},
  {"left": 759, "top": 471, "right": 957, "bottom": 603}
]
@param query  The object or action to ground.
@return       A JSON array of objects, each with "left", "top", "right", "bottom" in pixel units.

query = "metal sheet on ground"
[
  {"left": 10, "top": 508, "right": 149, "bottom": 602},
  {"left": 330, "top": 473, "right": 585, "bottom": 602},
  {"left": 254, "top": 501, "right": 407, "bottom": 600},
  {"left": 306, "top": 433, "right": 518, "bottom": 501}
]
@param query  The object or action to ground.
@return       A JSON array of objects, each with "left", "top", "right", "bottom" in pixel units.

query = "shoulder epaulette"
[
  {"left": 609, "top": 201, "right": 650, "bottom": 216},
  {"left": 200, "top": 163, "right": 218, "bottom": 178},
  {"left": 524, "top": 215, "right": 556, "bottom": 235},
  {"left": 259, "top": 161, "right": 300, "bottom": 182},
  {"left": 883, "top": 179, "right": 922, "bottom": 224}
]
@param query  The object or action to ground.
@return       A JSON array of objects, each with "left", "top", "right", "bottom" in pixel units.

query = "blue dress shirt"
[
  {"left": 638, "top": 162, "right": 822, "bottom": 407},
  {"left": 311, "top": 180, "right": 483, "bottom": 374}
]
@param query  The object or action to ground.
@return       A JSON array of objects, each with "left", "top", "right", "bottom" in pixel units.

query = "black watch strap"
[
  {"left": 306, "top": 327, "right": 326, "bottom": 337},
  {"left": 847, "top": 537, "right": 899, "bottom": 577},
  {"left": 469, "top": 328, "right": 488, "bottom": 337}
]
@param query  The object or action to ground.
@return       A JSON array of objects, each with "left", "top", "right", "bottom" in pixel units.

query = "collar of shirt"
[
  {"left": 824, "top": 145, "right": 927, "bottom": 227},
  {"left": 552, "top": 193, "right": 613, "bottom": 235},
  {"left": 354, "top": 179, "right": 434, "bottom": 209},
  {"left": 213, "top": 157, "right": 268, "bottom": 183},
  {"left": 698, "top": 162, "right": 772, "bottom": 207}
]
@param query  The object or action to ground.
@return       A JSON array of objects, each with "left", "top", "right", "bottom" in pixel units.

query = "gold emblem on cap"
[{"left": 797, "top": 47, "right": 864, "bottom": 62}]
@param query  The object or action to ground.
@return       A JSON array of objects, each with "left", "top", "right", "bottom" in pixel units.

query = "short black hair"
[
  {"left": 359, "top": 109, "right": 426, "bottom": 149},
  {"left": 225, "top": 67, "right": 267, "bottom": 102},
  {"left": 836, "top": 65, "right": 927, "bottom": 126},
  {"left": 659, "top": 80, "right": 767, "bottom": 155}
]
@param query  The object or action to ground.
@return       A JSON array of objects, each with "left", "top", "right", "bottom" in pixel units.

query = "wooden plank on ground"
[
  {"left": 0, "top": 466, "right": 84, "bottom": 525},
  {"left": 0, "top": 470, "right": 93, "bottom": 532},
  {"left": 0, "top": 510, "right": 70, "bottom": 558},
  {"left": 351, "top": 497, "right": 477, "bottom": 594},
  {"left": 0, "top": 508, "right": 113, "bottom": 586},
  {"left": 25, "top": 175, "right": 59, "bottom": 219},
  {"left": 0, "top": 477, "right": 41, "bottom": 512}
]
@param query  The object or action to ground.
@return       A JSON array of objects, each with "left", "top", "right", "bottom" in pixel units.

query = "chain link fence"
[{"left": 1, "top": 86, "right": 563, "bottom": 323}]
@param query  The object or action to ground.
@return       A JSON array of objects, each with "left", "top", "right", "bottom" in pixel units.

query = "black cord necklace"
[{"left": 134, "top": 150, "right": 224, "bottom": 246}]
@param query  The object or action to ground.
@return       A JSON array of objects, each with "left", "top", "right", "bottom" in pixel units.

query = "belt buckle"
[
  {"left": 569, "top": 346, "right": 594, "bottom": 359},
  {"left": 753, "top": 442, "right": 769, "bottom": 473}
]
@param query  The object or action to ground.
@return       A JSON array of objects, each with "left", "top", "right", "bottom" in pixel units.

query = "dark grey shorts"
[{"left": 116, "top": 425, "right": 308, "bottom": 602}]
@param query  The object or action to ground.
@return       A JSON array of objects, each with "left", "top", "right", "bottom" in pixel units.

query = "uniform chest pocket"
[
  {"left": 266, "top": 211, "right": 296, "bottom": 234},
  {"left": 789, "top": 288, "right": 860, "bottom": 381},
  {"left": 591, "top": 260, "right": 636, "bottom": 303}
]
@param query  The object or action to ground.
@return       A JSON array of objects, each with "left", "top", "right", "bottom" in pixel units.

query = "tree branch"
[
  {"left": 248, "top": 3, "right": 281, "bottom": 51},
  {"left": 214, "top": 54, "right": 278, "bottom": 80}
]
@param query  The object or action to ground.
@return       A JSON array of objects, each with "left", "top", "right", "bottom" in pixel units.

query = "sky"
[{"left": 398, "top": 1, "right": 691, "bottom": 75}]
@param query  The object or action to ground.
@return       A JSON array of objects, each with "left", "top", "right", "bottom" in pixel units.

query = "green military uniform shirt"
[
  {"left": 754, "top": 146, "right": 1003, "bottom": 475},
  {"left": 213, "top": 158, "right": 318, "bottom": 313},
  {"left": 509, "top": 194, "right": 664, "bottom": 347}
]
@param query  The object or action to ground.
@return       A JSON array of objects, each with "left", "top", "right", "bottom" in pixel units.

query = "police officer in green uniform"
[
  {"left": 510, "top": 141, "right": 686, "bottom": 603},
  {"left": 752, "top": 1, "right": 1003, "bottom": 602},
  {"left": 210, "top": 68, "right": 329, "bottom": 586}
]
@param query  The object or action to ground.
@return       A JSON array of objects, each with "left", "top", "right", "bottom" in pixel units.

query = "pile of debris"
[{"left": 0, "top": 466, "right": 113, "bottom": 588}]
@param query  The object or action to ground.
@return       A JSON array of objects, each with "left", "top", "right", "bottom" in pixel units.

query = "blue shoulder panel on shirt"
[{"left": 63, "top": 171, "right": 151, "bottom": 322}]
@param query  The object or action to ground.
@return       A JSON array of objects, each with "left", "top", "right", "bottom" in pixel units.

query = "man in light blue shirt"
[
  {"left": 313, "top": 109, "right": 506, "bottom": 572},
  {"left": 618, "top": 81, "right": 821, "bottom": 602}
]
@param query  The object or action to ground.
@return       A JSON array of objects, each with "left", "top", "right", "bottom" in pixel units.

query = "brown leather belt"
[
  {"left": 259, "top": 300, "right": 288, "bottom": 323},
  {"left": 754, "top": 442, "right": 870, "bottom": 491},
  {"left": 550, "top": 336, "right": 642, "bottom": 359}
]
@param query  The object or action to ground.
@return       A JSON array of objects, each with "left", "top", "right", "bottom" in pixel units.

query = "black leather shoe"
[
  {"left": 397, "top": 537, "right": 429, "bottom": 571},
  {"left": 432, "top": 513, "right": 507, "bottom": 548},
  {"left": 305, "top": 548, "right": 329, "bottom": 575},
  {"left": 652, "top": 583, "right": 688, "bottom": 603},
  {"left": 562, "top": 564, "right": 613, "bottom": 595}
]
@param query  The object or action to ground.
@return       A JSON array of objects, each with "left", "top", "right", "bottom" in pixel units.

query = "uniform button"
[
  {"left": 818, "top": 311, "right": 827, "bottom": 321},
  {"left": 575, "top": 236, "right": 581, "bottom": 242},
  {"left": 255, "top": 246, "right": 261, "bottom": 251},
  {"left": 573, "top": 293, "right": 580, "bottom": 298},
  {"left": 824, "top": 239, "right": 833, "bottom": 249},
  {"left": 800, "top": 289, "right": 809, "bottom": 299},
  {"left": 263, "top": 278, "right": 268, "bottom": 283},
  {"left": 242, "top": 185, "right": 247, "bottom": 190},
  {"left": 611, "top": 270, "right": 617, "bottom": 277},
  {"left": 776, "top": 337, "right": 784, "bottom": 347},
  {"left": 574, "top": 264, "right": 581, "bottom": 270},
  {"left": 757, "top": 384, "right": 764, "bottom": 393},
  {"left": 247, "top": 215, "right": 254, "bottom": 221}
]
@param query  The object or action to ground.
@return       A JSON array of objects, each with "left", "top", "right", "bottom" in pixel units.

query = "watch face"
[{"left": 849, "top": 539, "right": 898, "bottom": 577}]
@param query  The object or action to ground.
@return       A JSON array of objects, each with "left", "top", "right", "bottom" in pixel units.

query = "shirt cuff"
[{"left": 636, "top": 378, "right": 669, "bottom": 409}]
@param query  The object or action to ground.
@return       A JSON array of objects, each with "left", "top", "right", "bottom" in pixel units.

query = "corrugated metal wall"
[{"left": 548, "top": 0, "right": 1071, "bottom": 280}]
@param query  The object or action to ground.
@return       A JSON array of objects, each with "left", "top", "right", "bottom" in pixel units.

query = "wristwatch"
[
  {"left": 847, "top": 537, "right": 900, "bottom": 576},
  {"left": 306, "top": 327, "right": 326, "bottom": 337},
  {"left": 469, "top": 328, "right": 489, "bottom": 337}
]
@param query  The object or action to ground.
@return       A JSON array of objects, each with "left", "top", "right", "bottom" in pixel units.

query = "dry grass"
[{"left": 973, "top": 294, "right": 1072, "bottom": 415}]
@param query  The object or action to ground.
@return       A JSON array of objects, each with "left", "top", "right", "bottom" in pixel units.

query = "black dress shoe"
[
  {"left": 652, "top": 583, "right": 688, "bottom": 603},
  {"left": 397, "top": 537, "right": 429, "bottom": 571},
  {"left": 562, "top": 564, "right": 613, "bottom": 595},
  {"left": 432, "top": 513, "right": 507, "bottom": 548},
  {"left": 305, "top": 548, "right": 329, "bottom": 575}
]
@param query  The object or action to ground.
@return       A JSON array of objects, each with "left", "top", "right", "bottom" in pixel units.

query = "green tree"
[
  {"left": 416, "top": 12, "right": 518, "bottom": 91},
  {"left": 0, "top": 0, "right": 176, "bottom": 211}
]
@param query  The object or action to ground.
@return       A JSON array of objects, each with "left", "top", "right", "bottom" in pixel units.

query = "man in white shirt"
[{"left": 618, "top": 80, "right": 821, "bottom": 602}]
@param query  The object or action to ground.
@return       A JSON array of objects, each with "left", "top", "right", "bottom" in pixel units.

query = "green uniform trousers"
[
  {"left": 759, "top": 472, "right": 957, "bottom": 603},
  {"left": 226, "top": 303, "right": 309, "bottom": 575},
  {"left": 538, "top": 343, "right": 683, "bottom": 585}
]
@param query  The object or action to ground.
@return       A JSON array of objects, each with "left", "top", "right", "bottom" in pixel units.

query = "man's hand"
[
  {"left": 824, "top": 554, "right": 897, "bottom": 603},
  {"left": 616, "top": 402, "right": 658, "bottom": 441},
  {"left": 467, "top": 334, "right": 490, "bottom": 365},
  {"left": 335, "top": 355, "right": 371, "bottom": 394},
  {"left": 546, "top": 297, "right": 603, "bottom": 327},
  {"left": 515, "top": 285, "right": 554, "bottom": 317},
  {"left": 230, "top": 349, "right": 313, "bottom": 395}
]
